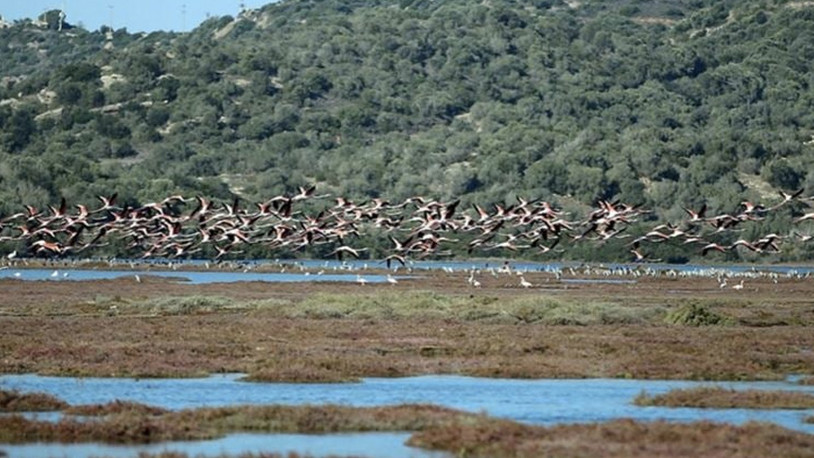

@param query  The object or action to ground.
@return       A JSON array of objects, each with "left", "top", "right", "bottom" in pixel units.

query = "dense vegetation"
[{"left": 1, "top": 0, "right": 814, "bottom": 261}]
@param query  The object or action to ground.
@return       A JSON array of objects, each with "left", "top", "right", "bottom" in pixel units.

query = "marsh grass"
[
  {"left": 287, "top": 291, "right": 662, "bottom": 325},
  {"left": 73, "top": 289, "right": 798, "bottom": 329},
  {"left": 0, "top": 412, "right": 211, "bottom": 444},
  {"left": 294, "top": 291, "right": 485, "bottom": 320},
  {"left": 407, "top": 417, "right": 814, "bottom": 457},
  {"left": 3, "top": 274, "right": 814, "bottom": 381},
  {"left": 634, "top": 386, "right": 814, "bottom": 409},
  {"left": 799, "top": 376, "right": 814, "bottom": 386},
  {"left": 110, "top": 291, "right": 663, "bottom": 324},
  {"left": 241, "top": 364, "right": 361, "bottom": 383},
  {"left": 0, "top": 402, "right": 477, "bottom": 444},
  {"left": 3, "top": 313, "right": 811, "bottom": 381},
  {"left": 4, "top": 392, "right": 814, "bottom": 457},
  {"left": 130, "top": 454, "right": 348, "bottom": 458},
  {"left": 505, "top": 297, "right": 663, "bottom": 325},
  {"left": 664, "top": 301, "right": 733, "bottom": 326},
  {"left": 64, "top": 400, "right": 169, "bottom": 416},
  {"left": 0, "top": 389, "right": 68, "bottom": 412},
  {"left": 122, "top": 296, "right": 236, "bottom": 315}
]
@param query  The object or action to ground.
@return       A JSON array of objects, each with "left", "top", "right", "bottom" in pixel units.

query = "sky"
[{"left": 0, "top": 0, "right": 276, "bottom": 33}]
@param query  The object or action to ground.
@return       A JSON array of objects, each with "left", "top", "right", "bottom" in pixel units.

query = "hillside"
[{"left": 1, "top": 0, "right": 813, "bottom": 261}]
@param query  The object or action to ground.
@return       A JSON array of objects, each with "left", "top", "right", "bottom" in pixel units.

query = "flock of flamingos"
[{"left": 0, "top": 186, "right": 813, "bottom": 265}]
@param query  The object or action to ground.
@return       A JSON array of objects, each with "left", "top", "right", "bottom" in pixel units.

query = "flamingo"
[
  {"left": 794, "top": 212, "right": 814, "bottom": 223},
  {"left": 328, "top": 246, "right": 368, "bottom": 260},
  {"left": 701, "top": 243, "right": 729, "bottom": 256},
  {"left": 770, "top": 188, "right": 804, "bottom": 211},
  {"left": 383, "top": 254, "right": 407, "bottom": 269},
  {"left": 682, "top": 203, "right": 707, "bottom": 223}
]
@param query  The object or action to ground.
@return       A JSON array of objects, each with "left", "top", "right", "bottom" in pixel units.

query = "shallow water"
[
  {"left": 237, "top": 258, "right": 814, "bottom": 275},
  {"left": 0, "top": 268, "right": 397, "bottom": 284},
  {"left": 3, "top": 374, "right": 814, "bottom": 457},
  {"left": 0, "top": 432, "right": 445, "bottom": 458},
  {"left": 2, "top": 374, "right": 813, "bottom": 432},
  {"left": 560, "top": 278, "right": 637, "bottom": 285},
  {"left": 2, "top": 260, "right": 811, "bottom": 284}
]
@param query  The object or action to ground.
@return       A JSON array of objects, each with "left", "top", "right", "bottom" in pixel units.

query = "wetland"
[{"left": 2, "top": 263, "right": 814, "bottom": 456}]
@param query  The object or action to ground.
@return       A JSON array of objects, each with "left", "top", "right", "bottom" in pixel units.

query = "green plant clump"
[{"left": 664, "top": 302, "right": 731, "bottom": 326}]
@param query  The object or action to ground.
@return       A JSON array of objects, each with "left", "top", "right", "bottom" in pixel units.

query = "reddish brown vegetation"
[
  {"left": 0, "top": 272, "right": 812, "bottom": 381},
  {"left": 64, "top": 400, "right": 169, "bottom": 416},
  {"left": 0, "top": 403, "right": 475, "bottom": 444},
  {"left": 131, "top": 454, "right": 354, "bottom": 458},
  {"left": 0, "top": 269, "right": 812, "bottom": 455},
  {"left": 635, "top": 386, "right": 814, "bottom": 409},
  {"left": 0, "top": 413, "right": 210, "bottom": 444},
  {"left": 1, "top": 312, "right": 812, "bottom": 381},
  {"left": 407, "top": 418, "right": 814, "bottom": 457},
  {"left": 2, "top": 394, "right": 814, "bottom": 457},
  {"left": 0, "top": 389, "right": 68, "bottom": 412}
]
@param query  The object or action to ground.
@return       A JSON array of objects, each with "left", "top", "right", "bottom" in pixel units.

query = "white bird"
[
  {"left": 51, "top": 270, "right": 59, "bottom": 278},
  {"left": 356, "top": 275, "right": 368, "bottom": 286},
  {"left": 732, "top": 280, "right": 744, "bottom": 290},
  {"left": 519, "top": 276, "right": 533, "bottom": 288},
  {"left": 13, "top": 272, "right": 21, "bottom": 278},
  {"left": 135, "top": 274, "right": 141, "bottom": 283},
  {"left": 7, "top": 250, "right": 17, "bottom": 260},
  {"left": 386, "top": 274, "right": 398, "bottom": 285}
]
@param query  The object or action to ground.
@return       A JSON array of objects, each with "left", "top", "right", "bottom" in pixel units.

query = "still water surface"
[
  {"left": 0, "top": 432, "right": 441, "bottom": 458},
  {"left": 2, "top": 260, "right": 812, "bottom": 284},
  {"left": 0, "top": 268, "right": 396, "bottom": 284},
  {"left": 2, "top": 374, "right": 814, "bottom": 457}
]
